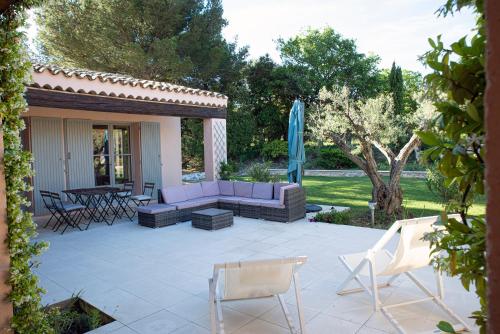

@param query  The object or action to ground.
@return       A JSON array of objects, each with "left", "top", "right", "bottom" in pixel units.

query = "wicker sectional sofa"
[{"left": 158, "top": 181, "right": 306, "bottom": 223}]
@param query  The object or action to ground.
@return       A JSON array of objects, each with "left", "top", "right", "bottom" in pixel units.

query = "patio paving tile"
[
  {"left": 127, "top": 310, "right": 189, "bottom": 334},
  {"left": 305, "top": 313, "right": 362, "bottom": 333},
  {"left": 33, "top": 214, "right": 480, "bottom": 333},
  {"left": 165, "top": 295, "right": 209, "bottom": 322},
  {"left": 169, "top": 323, "right": 210, "bottom": 334},
  {"left": 232, "top": 319, "right": 290, "bottom": 334},
  {"left": 193, "top": 306, "right": 253, "bottom": 333}
]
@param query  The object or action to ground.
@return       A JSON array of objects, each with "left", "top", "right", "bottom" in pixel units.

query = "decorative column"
[
  {"left": 203, "top": 118, "right": 227, "bottom": 181},
  {"left": 0, "top": 125, "right": 12, "bottom": 332}
]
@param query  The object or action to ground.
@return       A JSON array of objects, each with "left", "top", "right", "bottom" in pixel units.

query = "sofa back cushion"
[
  {"left": 201, "top": 181, "right": 220, "bottom": 197},
  {"left": 252, "top": 182, "right": 273, "bottom": 200},
  {"left": 279, "top": 184, "right": 299, "bottom": 205},
  {"left": 184, "top": 183, "right": 204, "bottom": 200},
  {"left": 161, "top": 186, "right": 188, "bottom": 204},
  {"left": 273, "top": 182, "right": 289, "bottom": 200},
  {"left": 218, "top": 180, "right": 235, "bottom": 196},
  {"left": 234, "top": 181, "right": 253, "bottom": 198}
]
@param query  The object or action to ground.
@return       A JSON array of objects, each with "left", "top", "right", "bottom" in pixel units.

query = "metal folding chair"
[
  {"left": 131, "top": 182, "right": 155, "bottom": 207},
  {"left": 40, "top": 190, "right": 62, "bottom": 229},
  {"left": 114, "top": 181, "right": 135, "bottom": 221},
  {"left": 50, "top": 191, "right": 87, "bottom": 234}
]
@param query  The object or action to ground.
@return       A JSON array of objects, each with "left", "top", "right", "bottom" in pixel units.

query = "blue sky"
[{"left": 221, "top": 0, "right": 476, "bottom": 73}]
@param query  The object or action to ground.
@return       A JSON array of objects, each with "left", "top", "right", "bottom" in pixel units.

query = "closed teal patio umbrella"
[{"left": 287, "top": 99, "right": 305, "bottom": 185}]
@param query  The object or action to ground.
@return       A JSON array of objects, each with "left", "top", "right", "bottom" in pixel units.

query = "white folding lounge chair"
[
  {"left": 209, "top": 256, "right": 307, "bottom": 334},
  {"left": 336, "top": 215, "right": 471, "bottom": 334}
]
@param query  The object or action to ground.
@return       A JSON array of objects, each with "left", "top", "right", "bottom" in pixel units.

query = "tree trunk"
[{"left": 374, "top": 183, "right": 403, "bottom": 216}]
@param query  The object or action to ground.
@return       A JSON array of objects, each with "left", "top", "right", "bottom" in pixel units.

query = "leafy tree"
[
  {"left": 388, "top": 62, "right": 404, "bottom": 114},
  {"left": 311, "top": 87, "right": 433, "bottom": 215},
  {"left": 36, "top": 0, "right": 248, "bottom": 171},
  {"left": 419, "top": 0, "right": 486, "bottom": 331},
  {"left": 277, "top": 27, "right": 382, "bottom": 100},
  {"left": 243, "top": 56, "right": 302, "bottom": 141}
]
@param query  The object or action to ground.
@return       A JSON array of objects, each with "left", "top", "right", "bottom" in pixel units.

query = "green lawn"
[{"left": 299, "top": 176, "right": 485, "bottom": 217}]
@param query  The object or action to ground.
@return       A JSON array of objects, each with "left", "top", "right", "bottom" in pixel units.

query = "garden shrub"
[
  {"left": 247, "top": 162, "right": 280, "bottom": 183},
  {"left": 425, "top": 164, "right": 462, "bottom": 207},
  {"left": 311, "top": 209, "right": 352, "bottom": 225},
  {"left": 262, "top": 140, "right": 288, "bottom": 161},
  {"left": 315, "top": 147, "right": 356, "bottom": 169},
  {"left": 218, "top": 161, "right": 235, "bottom": 180}
]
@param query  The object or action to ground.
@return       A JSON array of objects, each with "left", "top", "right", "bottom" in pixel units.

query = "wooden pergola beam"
[
  {"left": 26, "top": 88, "right": 227, "bottom": 119},
  {"left": 486, "top": 0, "right": 500, "bottom": 331}
]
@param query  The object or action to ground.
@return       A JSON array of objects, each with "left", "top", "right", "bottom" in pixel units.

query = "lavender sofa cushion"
[
  {"left": 201, "top": 181, "right": 220, "bottom": 197},
  {"left": 239, "top": 198, "right": 267, "bottom": 206},
  {"left": 218, "top": 180, "right": 235, "bottom": 196},
  {"left": 184, "top": 183, "right": 204, "bottom": 200},
  {"left": 175, "top": 197, "right": 218, "bottom": 210},
  {"left": 161, "top": 186, "right": 188, "bottom": 204},
  {"left": 252, "top": 182, "right": 273, "bottom": 200},
  {"left": 279, "top": 184, "right": 299, "bottom": 205},
  {"left": 137, "top": 204, "right": 176, "bottom": 214},
  {"left": 273, "top": 182, "right": 289, "bottom": 200},
  {"left": 234, "top": 181, "right": 253, "bottom": 198}
]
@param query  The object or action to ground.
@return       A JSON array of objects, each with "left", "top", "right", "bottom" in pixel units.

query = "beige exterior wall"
[{"left": 25, "top": 106, "right": 182, "bottom": 187}]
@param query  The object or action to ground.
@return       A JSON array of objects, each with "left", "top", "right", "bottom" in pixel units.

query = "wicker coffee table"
[{"left": 191, "top": 208, "right": 233, "bottom": 230}]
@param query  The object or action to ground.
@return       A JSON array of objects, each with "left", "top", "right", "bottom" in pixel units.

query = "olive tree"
[{"left": 310, "top": 86, "right": 434, "bottom": 215}]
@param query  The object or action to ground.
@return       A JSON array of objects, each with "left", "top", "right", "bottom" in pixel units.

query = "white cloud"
[{"left": 222, "top": 0, "right": 476, "bottom": 72}]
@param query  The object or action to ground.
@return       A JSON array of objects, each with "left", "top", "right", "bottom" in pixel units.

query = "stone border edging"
[{"left": 269, "top": 169, "right": 427, "bottom": 179}]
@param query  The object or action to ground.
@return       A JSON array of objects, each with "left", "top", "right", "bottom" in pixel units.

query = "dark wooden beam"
[
  {"left": 25, "top": 88, "right": 227, "bottom": 119},
  {"left": 486, "top": 0, "right": 500, "bottom": 331}
]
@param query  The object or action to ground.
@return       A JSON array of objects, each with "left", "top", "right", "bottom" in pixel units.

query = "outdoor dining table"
[{"left": 63, "top": 187, "right": 123, "bottom": 226}]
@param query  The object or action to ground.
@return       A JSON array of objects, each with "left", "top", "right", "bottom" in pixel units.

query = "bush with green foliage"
[
  {"left": 425, "top": 164, "right": 462, "bottom": 207},
  {"left": 311, "top": 209, "right": 352, "bottom": 225},
  {"left": 262, "top": 140, "right": 288, "bottom": 161},
  {"left": 247, "top": 162, "right": 280, "bottom": 183},
  {"left": 315, "top": 147, "right": 356, "bottom": 169},
  {"left": 1, "top": 1, "right": 52, "bottom": 332},
  {"left": 419, "top": 0, "right": 486, "bottom": 331},
  {"left": 218, "top": 161, "right": 235, "bottom": 180}
]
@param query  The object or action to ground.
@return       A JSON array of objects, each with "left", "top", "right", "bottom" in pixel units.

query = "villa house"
[{"left": 23, "top": 64, "right": 228, "bottom": 215}]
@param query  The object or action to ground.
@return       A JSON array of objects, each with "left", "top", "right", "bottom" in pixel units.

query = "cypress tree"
[{"left": 389, "top": 62, "right": 404, "bottom": 114}]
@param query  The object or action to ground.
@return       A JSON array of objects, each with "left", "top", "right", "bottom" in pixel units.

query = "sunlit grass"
[{"left": 300, "top": 176, "right": 485, "bottom": 217}]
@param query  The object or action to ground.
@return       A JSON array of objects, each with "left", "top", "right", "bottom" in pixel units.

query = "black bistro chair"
[
  {"left": 40, "top": 190, "right": 62, "bottom": 229},
  {"left": 115, "top": 181, "right": 135, "bottom": 221},
  {"left": 50, "top": 191, "right": 86, "bottom": 234},
  {"left": 131, "top": 182, "right": 155, "bottom": 207}
]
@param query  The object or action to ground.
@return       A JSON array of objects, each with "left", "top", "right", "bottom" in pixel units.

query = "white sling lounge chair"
[
  {"left": 209, "top": 256, "right": 307, "bottom": 334},
  {"left": 336, "top": 215, "right": 471, "bottom": 333}
]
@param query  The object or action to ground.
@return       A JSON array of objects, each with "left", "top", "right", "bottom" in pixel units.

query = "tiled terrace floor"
[{"left": 33, "top": 212, "right": 479, "bottom": 334}]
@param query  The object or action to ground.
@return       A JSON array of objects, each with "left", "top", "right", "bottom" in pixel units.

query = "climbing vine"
[
  {"left": 0, "top": 1, "right": 52, "bottom": 333},
  {"left": 419, "top": 0, "right": 486, "bottom": 332}
]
